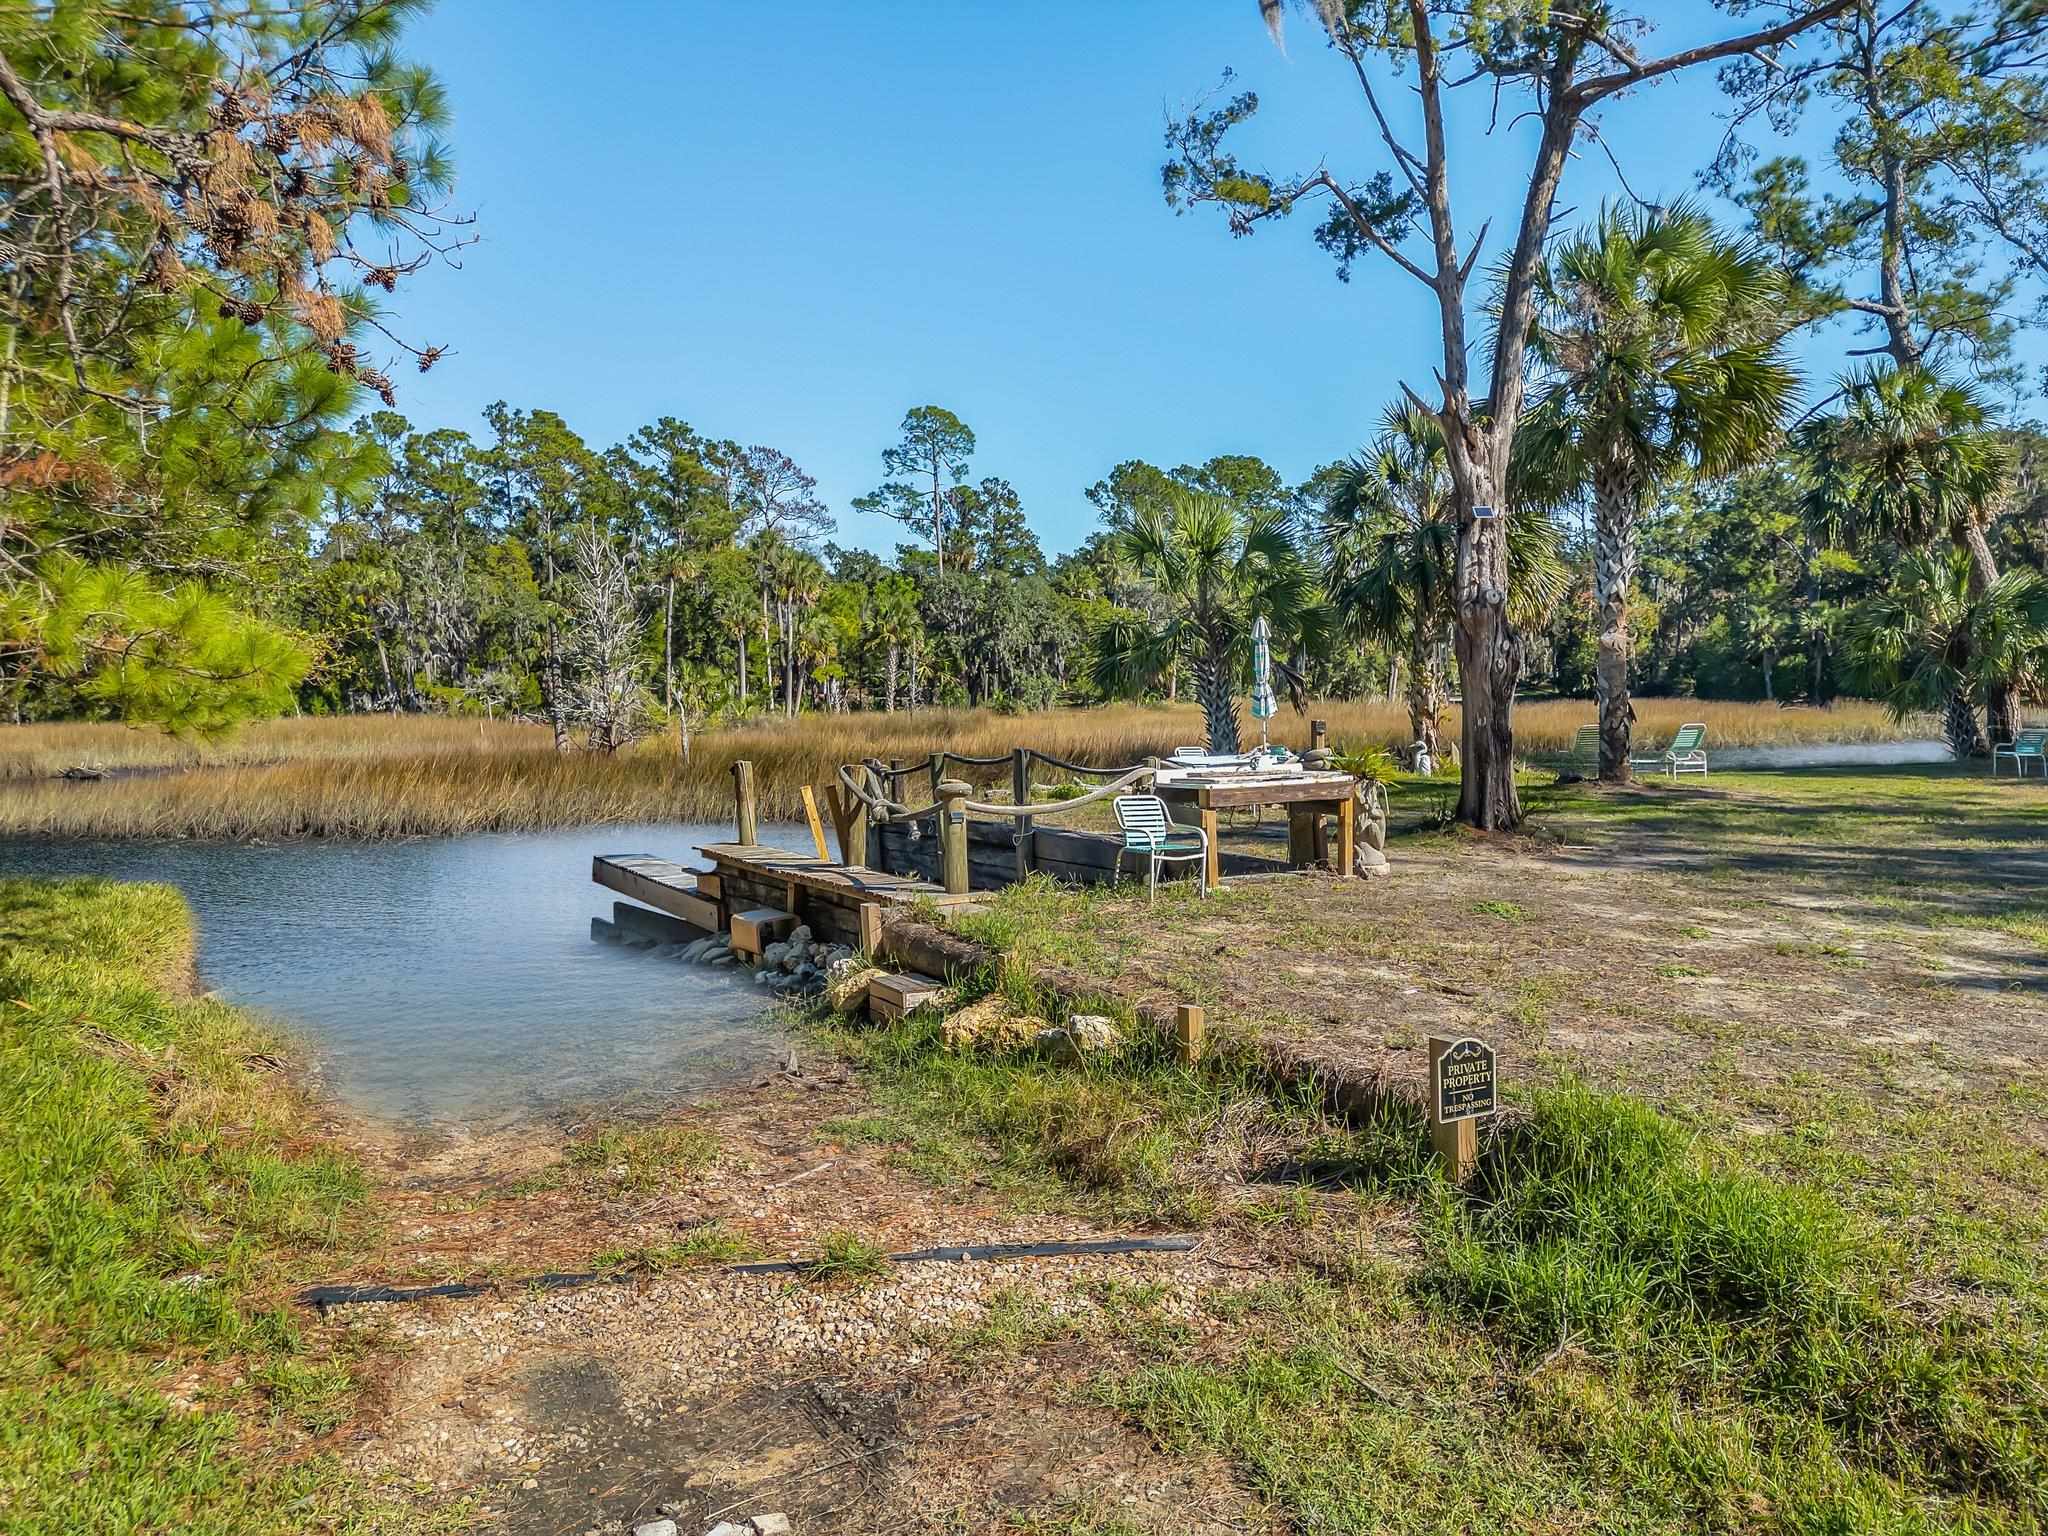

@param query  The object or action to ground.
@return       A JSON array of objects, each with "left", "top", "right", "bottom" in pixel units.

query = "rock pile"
[
  {"left": 754, "top": 925, "right": 854, "bottom": 996},
  {"left": 671, "top": 926, "right": 854, "bottom": 996}
]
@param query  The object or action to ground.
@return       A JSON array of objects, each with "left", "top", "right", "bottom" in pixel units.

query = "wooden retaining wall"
[{"left": 873, "top": 818, "right": 1186, "bottom": 892}]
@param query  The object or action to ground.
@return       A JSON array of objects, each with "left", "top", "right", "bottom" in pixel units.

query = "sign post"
[{"left": 1427, "top": 1034, "right": 1497, "bottom": 1184}]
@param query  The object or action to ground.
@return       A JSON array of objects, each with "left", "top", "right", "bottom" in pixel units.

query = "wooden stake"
[
  {"left": 1310, "top": 718, "right": 1328, "bottom": 753},
  {"left": 799, "top": 784, "right": 829, "bottom": 860},
  {"left": 1012, "top": 747, "right": 1033, "bottom": 883},
  {"left": 1197, "top": 787, "right": 1220, "bottom": 891},
  {"left": 1337, "top": 791, "right": 1355, "bottom": 879},
  {"left": 936, "top": 778, "right": 971, "bottom": 895},
  {"left": 731, "top": 759, "right": 759, "bottom": 846},
  {"left": 857, "top": 901, "right": 883, "bottom": 960},
  {"left": 1175, "top": 1004, "right": 1205, "bottom": 1066},
  {"left": 1427, "top": 1034, "right": 1479, "bottom": 1184}
]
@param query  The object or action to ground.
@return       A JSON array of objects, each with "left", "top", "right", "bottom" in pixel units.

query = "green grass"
[
  {"left": 814, "top": 1003, "right": 1313, "bottom": 1226},
  {"left": 0, "top": 877, "right": 422, "bottom": 1535},
  {"left": 1100, "top": 1085, "right": 2047, "bottom": 1533},
  {"left": 802, "top": 1230, "right": 890, "bottom": 1284},
  {"left": 595, "top": 1220, "right": 758, "bottom": 1271}
]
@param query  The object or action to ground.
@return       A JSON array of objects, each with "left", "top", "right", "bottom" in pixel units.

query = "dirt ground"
[{"left": 319, "top": 1072, "right": 1272, "bottom": 1536}]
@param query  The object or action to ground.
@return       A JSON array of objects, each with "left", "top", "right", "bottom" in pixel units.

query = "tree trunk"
[
  {"left": 1405, "top": 628, "right": 1444, "bottom": 762},
  {"left": 1761, "top": 649, "right": 1777, "bottom": 702},
  {"left": 1945, "top": 684, "right": 1987, "bottom": 759},
  {"left": 1450, "top": 458, "right": 1523, "bottom": 829},
  {"left": 886, "top": 643, "right": 899, "bottom": 712},
  {"left": 737, "top": 629, "right": 748, "bottom": 705},
  {"left": 1386, "top": 652, "right": 1401, "bottom": 705},
  {"left": 1592, "top": 474, "right": 1638, "bottom": 784},
  {"left": 1954, "top": 519, "right": 2021, "bottom": 744},
  {"left": 1193, "top": 646, "right": 1241, "bottom": 755}
]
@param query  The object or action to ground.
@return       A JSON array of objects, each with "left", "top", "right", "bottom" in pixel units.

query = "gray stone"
[
  {"left": 1354, "top": 844, "right": 1391, "bottom": 879},
  {"left": 762, "top": 940, "right": 790, "bottom": 968},
  {"left": 754, "top": 968, "right": 773, "bottom": 985},
  {"left": 787, "top": 924, "right": 812, "bottom": 948},
  {"left": 1037, "top": 1013, "right": 1124, "bottom": 1061},
  {"left": 631, "top": 1521, "right": 677, "bottom": 1536},
  {"left": 704, "top": 1524, "right": 748, "bottom": 1536},
  {"left": 749, "top": 1517, "right": 793, "bottom": 1536}
]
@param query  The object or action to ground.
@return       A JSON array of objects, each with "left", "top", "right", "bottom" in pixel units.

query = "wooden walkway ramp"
[{"left": 594, "top": 845, "right": 978, "bottom": 952}]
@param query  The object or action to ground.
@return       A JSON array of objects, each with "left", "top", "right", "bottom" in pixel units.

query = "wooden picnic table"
[{"left": 1152, "top": 769, "right": 1360, "bottom": 886}]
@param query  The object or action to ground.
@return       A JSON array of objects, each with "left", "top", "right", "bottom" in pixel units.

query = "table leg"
[
  {"left": 1287, "top": 805, "right": 1315, "bottom": 867},
  {"left": 1201, "top": 806, "right": 1220, "bottom": 890},
  {"left": 1338, "top": 794, "right": 1355, "bottom": 879}
]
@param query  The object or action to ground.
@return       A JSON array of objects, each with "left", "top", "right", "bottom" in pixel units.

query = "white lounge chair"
[{"left": 1113, "top": 794, "right": 1209, "bottom": 903}]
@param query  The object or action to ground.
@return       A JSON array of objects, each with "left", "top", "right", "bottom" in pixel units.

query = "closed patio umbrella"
[{"left": 1249, "top": 615, "right": 1277, "bottom": 747}]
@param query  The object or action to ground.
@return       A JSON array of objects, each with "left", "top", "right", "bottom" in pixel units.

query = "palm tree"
[
  {"left": 1324, "top": 404, "right": 1569, "bottom": 765},
  {"left": 1091, "top": 488, "right": 1318, "bottom": 753},
  {"left": 1519, "top": 202, "right": 1799, "bottom": 781},
  {"left": 1843, "top": 549, "right": 2048, "bottom": 756},
  {"left": 869, "top": 572, "right": 920, "bottom": 712},
  {"left": 1797, "top": 364, "right": 2018, "bottom": 751}
]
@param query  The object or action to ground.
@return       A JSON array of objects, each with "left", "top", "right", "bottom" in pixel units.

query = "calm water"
[{"left": 0, "top": 822, "right": 809, "bottom": 1128}]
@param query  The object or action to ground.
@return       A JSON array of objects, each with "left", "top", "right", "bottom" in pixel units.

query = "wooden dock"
[{"left": 594, "top": 846, "right": 977, "bottom": 952}]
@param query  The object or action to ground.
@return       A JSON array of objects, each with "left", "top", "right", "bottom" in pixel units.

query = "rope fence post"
[
  {"left": 1012, "top": 748, "right": 1033, "bottom": 883},
  {"left": 928, "top": 750, "right": 945, "bottom": 804},
  {"left": 936, "top": 778, "right": 971, "bottom": 894},
  {"left": 731, "top": 759, "right": 758, "bottom": 846}
]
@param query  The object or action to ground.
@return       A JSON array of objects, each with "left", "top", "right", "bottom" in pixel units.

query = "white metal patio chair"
[
  {"left": 1113, "top": 793, "right": 1209, "bottom": 903},
  {"left": 1993, "top": 728, "right": 2048, "bottom": 778}
]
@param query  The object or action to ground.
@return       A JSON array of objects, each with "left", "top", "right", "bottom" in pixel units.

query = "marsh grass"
[
  {"left": 0, "top": 698, "right": 1915, "bottom": 839},
  {"left": 0, "top": 876, "right": 407, "bottom": 1533}
]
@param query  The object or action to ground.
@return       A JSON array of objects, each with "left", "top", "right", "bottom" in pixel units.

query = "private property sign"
[{"left": 1433, "top": 1036, "right": 1497, "bottom": 1123}]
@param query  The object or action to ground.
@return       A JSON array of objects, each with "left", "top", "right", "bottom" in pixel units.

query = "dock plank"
[{"left": 692, "top": 844, "right": 982, "bottom": 907}]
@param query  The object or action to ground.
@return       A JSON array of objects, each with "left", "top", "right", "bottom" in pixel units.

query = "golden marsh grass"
[{"left": 0, "top": 699, "right": 1919, "bottom": 840}]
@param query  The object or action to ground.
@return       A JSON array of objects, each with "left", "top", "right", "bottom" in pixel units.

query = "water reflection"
[{"left": 0, "top": 822, "right": 809, "bottom": 1129}]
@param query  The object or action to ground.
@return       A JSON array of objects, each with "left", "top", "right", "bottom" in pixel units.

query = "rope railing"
[
  {"left": 1026, "top": 750, "right": 1148, "bottom": 778},
  {"left": 835, "top": 758, "right": 1157, "bottom": 824}
]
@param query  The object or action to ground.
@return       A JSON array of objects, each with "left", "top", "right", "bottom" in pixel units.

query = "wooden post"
[
  {"left": 1338, "top": 791, "right": 1355, "bottom": 879},
  {"left": 863, "top": 766, "right": 885, "bottom": 867},
  {"left": 731, "top": 759, "right": 759, "bottom": 846},
  {"left": 857, "top": 900, "right": 883, "bottom": 959},
  {"left": 1011, "top": 748, "right": 1033, "bottom": 882},
  {"left": 1175, "top": 1004, "right": 1205, "bottom": 1066},
  {"left": 823, "top": 780, "right": 867, "bottom": 867},
  {"left": 936, "top": 778, "right": 971, "bottom": 894},
  {"left": 799, "top": 784, "right": 829, "bottom": 860},
  {"left": 1428, "top": 1034, "right": 1480, "bottom": 1184},
  {"left": 1196, "top": 786, "right": 1220, "bottom": 891},
  {"left": 928, "top": 751, "right": 945, "bottom": 803},
  {"left": 1287, "top": 805, "right": 1316, "bottom": 867},
  {"left": 1310, "top": 718, "right": 1328, "bottom": 754}
]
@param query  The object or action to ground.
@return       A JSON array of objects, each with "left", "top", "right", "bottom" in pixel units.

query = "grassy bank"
[
  {"left": 0, "top": 878, "right": 405, "bottom": 1534},
  {"left": 803, "top": 767, "right": 2048, "bottom": 1532},
  {"left": 0, "top": 699, "right": 1917, "bottom": 840}
]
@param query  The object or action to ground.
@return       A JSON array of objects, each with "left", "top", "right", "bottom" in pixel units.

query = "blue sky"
[{"left": 376, "top": 2, "right": 2002, "bottom": 558}]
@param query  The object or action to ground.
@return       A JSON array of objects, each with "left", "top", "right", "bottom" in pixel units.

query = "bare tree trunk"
[
  {"left": 1405, "top": 629, "right": 1443, "bottom": 761},
  {"left": 737, "top": 629, "right": 748, "bottom": 706},
  {"left": 1592, "top": 473, "right": 1638, "bottom": 783},
  {"left": 886, "top": 642, "right": 899, "bottom": 712},
  {"left": 1762, "top": 650, "right": 1777, "bottom": 702},
  {"left": 663, "top": 576, "right": 676, "bottom": 718},
  {"left": 1450, "top": 457, "right": 1525, "bottom": 829}
]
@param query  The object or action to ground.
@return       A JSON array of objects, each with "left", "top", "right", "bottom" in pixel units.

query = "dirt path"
[{"left": 317, "top": 1072, "right": 1267, "bottom": 1536}]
